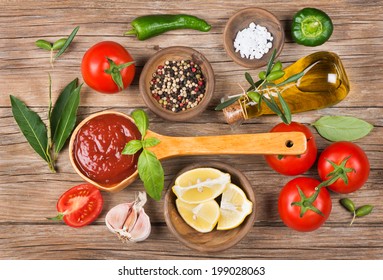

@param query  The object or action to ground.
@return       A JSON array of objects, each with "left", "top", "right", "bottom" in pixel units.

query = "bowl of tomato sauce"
[{"left": 69, "top": 111, "right": 141, "bottom": 192}]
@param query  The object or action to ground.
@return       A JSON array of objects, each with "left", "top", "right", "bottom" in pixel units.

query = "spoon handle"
[{"left": 146, "top": 131, "right": 307, "bottom": 160}]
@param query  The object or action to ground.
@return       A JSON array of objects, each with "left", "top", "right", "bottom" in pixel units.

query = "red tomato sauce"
[{"left": 73, "top": 113, "right": 141, "bottom": 186}]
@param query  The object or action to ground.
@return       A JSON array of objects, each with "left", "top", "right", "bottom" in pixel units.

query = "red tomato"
[
  {"left": 278, "top": 177, "right": 332, "bottom": 232},
  {"left": 81, "top": 41, "right": 135, "bottom": 94},
  {"left": 264, "top": 122, "right": 317, "bottom": 176},
  {"left": 56, "top": 183, "right": 103, "bottom": 227},
  {"left": 317, "top": 141, "right": 370, "bottom": 194}
]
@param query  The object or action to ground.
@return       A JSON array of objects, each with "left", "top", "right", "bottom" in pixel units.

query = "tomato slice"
[{"left": 56, "top": 183, "right": 103, "bottom": 228}]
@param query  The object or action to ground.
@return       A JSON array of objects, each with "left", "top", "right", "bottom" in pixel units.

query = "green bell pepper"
[{"left": 291, "top": 8, "right": 333, "bottom": 47}]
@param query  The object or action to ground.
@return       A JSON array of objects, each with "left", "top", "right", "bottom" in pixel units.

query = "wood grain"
[{"left": 1, "top": 0, "right": 383, "bottom": 260}]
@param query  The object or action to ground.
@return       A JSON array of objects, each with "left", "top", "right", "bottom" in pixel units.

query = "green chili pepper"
[
  {"left": 124, "top": 14, "right": 211, "bottom": 40},
  {"left": 291, "top": 7, "right": 333, "bottom": 47}
]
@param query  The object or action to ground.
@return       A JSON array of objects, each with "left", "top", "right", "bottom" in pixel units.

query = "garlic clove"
[
  {"left": 105, "top": 192, "right": 151, "bottom": 243},
  {"left": 128, "top": 208, "right": 151, "bottom": 242},
  {"left": 105, "top": 202, "right": 134, "bottom": 233},
  {"left": 122, "top": 206, "right": 137, "bottom": 232}
]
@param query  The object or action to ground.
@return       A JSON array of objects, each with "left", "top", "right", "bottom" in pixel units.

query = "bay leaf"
[
  {"left": 53, "top": 84, "right": 82, "bottom": 154},
  {"left": 10, "top": 95, "right": 49, "bottom": 162},
  {"left": 51, "top": 78, "right": 78, "bottom": 139},
  {"left": 312, "top": 116, "right": 373, "bottom": 141}
]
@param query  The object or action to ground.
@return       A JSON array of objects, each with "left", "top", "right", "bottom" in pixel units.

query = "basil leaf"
[
  {"left": 10, "top": 95, "right": 49, "bottom": 162},
  {"left": 138, "top": 149, "right": 164, "bottom": 201},
  {"left": 132, "top": 109, "right": 149, "bottom": 138},
  {"left": 51, "top": 78, "right": 78, "bottom": 139},
  {"left": 214, "top": 95, "right": 241, "bottom": 111},
  {"left": 275, "top": 71, "right": 304, "bottom": 87},
  {"left": 143, "top": 137, "right": 161, "bottom": 148},
  {"left": 54, "top": 26, "right": 79, "bottom": 59},
  {"left": 122, "top": 140, "right": 143, "bottom": 155},
  {"left": 53, "top": 84, "right": 82, "bottom": 154},
  {"left": 312, "top": 116, "right": 373, "bottom": 141}
]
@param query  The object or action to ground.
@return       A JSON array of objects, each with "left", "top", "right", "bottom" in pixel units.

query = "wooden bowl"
[
  {"left": 139, "top": 46, "right": 215, "bottom": 122},
  {"left": 68, "top": 110, "right": 139, "bottom": 193},
  {"left": 223, "top": 7, "right": 285, "bottom": 69},
  {"left": 164, "top": 161, "right": 256, "bottom": 252}
]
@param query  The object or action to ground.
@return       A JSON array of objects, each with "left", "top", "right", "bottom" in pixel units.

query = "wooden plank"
[{"left": 0, "top": 0, "right": 383, "bottom": 260}]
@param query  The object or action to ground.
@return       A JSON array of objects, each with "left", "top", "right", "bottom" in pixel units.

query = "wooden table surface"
[{"left": 1, "top": 0, "right": 382, "bottom": 260}]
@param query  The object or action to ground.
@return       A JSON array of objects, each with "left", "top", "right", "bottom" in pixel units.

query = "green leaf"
[
  {"left": 339, "top": 198, "right": 355, "bottom": 213},
  {"left": 245, "top": 72, "right": 255, "bottom": 88},
  {"left": 47, "top": 74, "right": 53, "bottom": 150},
  {"left": 143, "top": 137, "right": 161, "bottom": 148},
  {"left": 35, "top": 39, "right": 52, "bottom": 51},
  {"left": 355, "top": 205, "right": 374, "bottom": 217},
  {"left": 214, "top": 95, "right": 241, "bottom": 111},
  {"left": 137, "top": 149, "right": 164, "bottom": 201},
  {"left": 312, "top": 116, "right": 374, "bottom": 141},
  {"left": 122, "top": 140, "right": 143, "bottom": 155},
  {"left": 277, "top": 91, "right": 292, "bottom": 124},
  {"left": 50, "top": 78, "right": 78, "bottom": 139},
  {"left": 266, "top": 49, "right": 277, "bottom": 75},
  {"left": 52, "top": 38, "right": 67, "bottom": 51},
  {"left": 10, "top": 95, "right": 49, "bottom": 162},
  {"left": 262, "top": 94, "right": 289, "bottom": 124},
  {"left": 52, "top": 84, "right": 82, "bottom": 154},
  {"left": 276, "top": 71, "right": 304, "bottom": 87},
  {"left": 54, "top": 26, "right": 79, "bottom": 59},
  {"left": 247, "top": 91, "right": 261, "bottom": 103},
  {"left": 131, "top": 109, "right": 149, "bottom": 138}
]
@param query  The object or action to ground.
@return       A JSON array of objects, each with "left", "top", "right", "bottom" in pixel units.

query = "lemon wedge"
[
  {"left": 172, "top": 168, "right": 230, "bottom": 204},
  {"left": 176, "top": 199, "right": 220, "bottom": 233},
  {"left": 217, "top": 183, "right": 253, "bottom": 230}
]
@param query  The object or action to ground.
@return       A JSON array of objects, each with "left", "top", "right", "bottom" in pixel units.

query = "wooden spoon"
[{"left": 69, "top": 111, "right": 306, "bottom": 192}]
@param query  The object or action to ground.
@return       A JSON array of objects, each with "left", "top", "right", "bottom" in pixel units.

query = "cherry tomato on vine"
[
  {"left": 317, "top": 141, "right": 370, "bottom": 194},
  {"left": 49, "top": 183, "right": 103, "bottom": 228},
  {"left": 264, "top": 122, "right": 317, "bottom": 176},
  {"left": 81, "top": 41, "right": 135, "bottom": 94},
  {"left": 278, "top": 177, "right": 332, "bottom": 232}
]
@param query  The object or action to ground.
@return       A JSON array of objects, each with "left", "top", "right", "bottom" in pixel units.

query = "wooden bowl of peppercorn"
[{"left": 139, "top": 46, "right": 215, "bottom": 122}]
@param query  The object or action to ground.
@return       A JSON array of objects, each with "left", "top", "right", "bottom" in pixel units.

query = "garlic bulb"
[{"left": 105, "top": 192, "right": 151, "bottom": 243}]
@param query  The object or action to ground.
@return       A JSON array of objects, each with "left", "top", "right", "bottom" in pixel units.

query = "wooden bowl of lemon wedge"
[{"left": 164, "top": 161, "right": 256, "bottom": 252}]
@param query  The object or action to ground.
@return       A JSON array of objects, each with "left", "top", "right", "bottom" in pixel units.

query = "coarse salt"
[{"left": 233, "top": 22, "right": 273, "bottom": 60}]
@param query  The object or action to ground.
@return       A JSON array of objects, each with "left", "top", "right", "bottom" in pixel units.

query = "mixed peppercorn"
[{"left": 150, "top": 60, "right": 206, "bottom": 112}]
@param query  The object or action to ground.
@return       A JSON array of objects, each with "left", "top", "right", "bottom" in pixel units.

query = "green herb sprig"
[
  {"left": 35, "top": 26, "right": 79, "bottom": 66},
  {"left": 10, "top": 78, "right": 82, "bottom": 172},
  {"left": 122, "top": 110, "right": 164, "bottom": 201},
  {"left": 215, "top": 49, "right": 304, "bottom": 125},
  {"left": 339, "top": 198, "right": 374, "bottom": 225}
]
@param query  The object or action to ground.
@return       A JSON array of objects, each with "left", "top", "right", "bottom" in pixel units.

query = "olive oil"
[{"left": 223, "top": 52, "right": 350, "bottom": 124}]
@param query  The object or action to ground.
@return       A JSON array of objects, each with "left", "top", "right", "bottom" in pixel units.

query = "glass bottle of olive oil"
[{"left": 223, "top": 52, "right": 350, "bottom": 124}]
